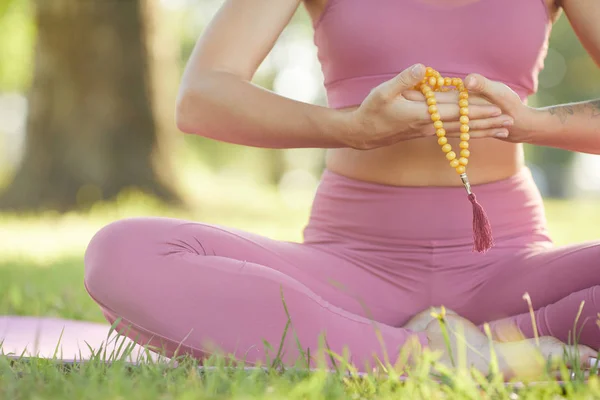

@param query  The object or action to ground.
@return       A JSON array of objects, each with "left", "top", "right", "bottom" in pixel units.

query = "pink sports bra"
[{"left": 313, "top": 0, "right": 553, "bottom": 109}]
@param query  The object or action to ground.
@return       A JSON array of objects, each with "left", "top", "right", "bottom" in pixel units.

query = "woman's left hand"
[{"left": 460, "top": 73, "right": 538, "bottom": 143}]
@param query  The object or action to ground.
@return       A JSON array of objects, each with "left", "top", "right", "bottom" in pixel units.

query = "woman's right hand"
[{"left": 339, "top": 64, "right": 513, "bottom": 150}]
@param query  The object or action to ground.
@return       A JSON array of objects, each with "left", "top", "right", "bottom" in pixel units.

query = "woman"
[{"left": 84, "top": 0, "right": 600, "bottom": 377}]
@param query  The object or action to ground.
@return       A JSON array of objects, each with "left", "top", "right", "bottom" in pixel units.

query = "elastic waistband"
[{"left": 303, "top": 167, "right": 549, "bottom": 248}]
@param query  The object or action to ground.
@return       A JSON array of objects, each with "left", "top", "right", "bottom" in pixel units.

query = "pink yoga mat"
[
  {"left": 0, "top": 316, "right": 163, "bottom": 363},
  {"left": 1, "top": 315, "right": 595, "bottom": 386}
]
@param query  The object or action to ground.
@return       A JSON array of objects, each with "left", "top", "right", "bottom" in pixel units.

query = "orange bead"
[
  {"left": 460, "top": 115, "right": 469, "bottom": 124},
  {"left": 428, "top": 105, "right": 438, "bottom": 114},
  {"left": 459, "top": 91, "right": 469, "bottom": 100},
  {"left": 457, "top": 83, "right": 465, "bottom": 91},
  {"left": 429, "top": 77, "right": 437, "bottom": 87},
  {"left": 460, "top": 125, "right": 470, "bottom": 133},
  {"left": 450, "top": 159, "right": 460, "bottom": 168},
  {"left": 425, "top": 91, "right": 435, "bottom": 99},
  {"left": 436, "top": 128, "right": 446, "bottom": 137},
  {"left": 442, "top": 144, "right": 452, "bottom": 153},
  {"left": 427, "top": 97, "right": 437, "bottom": 106},
  {"left": 460, "top": 149, "right": 470, "bottom": 158},
  {"left": 434, "top": 120, "right": 444, "bottom": 129},
  {"left": 455, "top": 165, "right": 466, "bottom": 174},
  {"left": 426, "top": 67, "right": 434, "bottom": 76},
  {"left": 459, "top": 141, "right": 469, "bottom": 149},
  {"left": 459, "top": 157, "right": 469, "bottom": 166},
  {"left": 451, "top": 78, "right": 461, "bottom": 86},
  {"left": 446, "top": 151, "right": 457, "bottom": 161},
  {"left": 460, "top": 133, "right": 470, "bottom": 141},
  {"left": 459, "top": 107, "right": 469, "bottom": 116},
  {"left": 433, "top": 70, "right": 441, "bottom": 78},
  {"left": 437, "top": 77, "right": 445, "bottom": 87},
  {"left": 459, "top": 99, "right": 469, "bottom": 108},
  {"left": 445, "top": 77, "right": 452, "bottom": 86},
  {"left": 430, "top": 113, "right": 441, "bottom": 121},
  {"left": 438, "top": 136, "right": 448, "bottom": 145}
]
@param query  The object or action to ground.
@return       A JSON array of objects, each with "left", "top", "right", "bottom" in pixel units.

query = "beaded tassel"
[{"left": 414, "top": 67, "right": 494, "bottom": 253}]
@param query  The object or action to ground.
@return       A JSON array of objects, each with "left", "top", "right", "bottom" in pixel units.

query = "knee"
[{"left": 84, "top": 217, "right": 151, "bottom": 305}]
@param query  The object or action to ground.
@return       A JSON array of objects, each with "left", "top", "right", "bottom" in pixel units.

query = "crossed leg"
[
  {"left": 463, "top": 242, "right": 600, "bottom": 349},
  {"left": 83, "top": 217, "right": 428, "bottom": 371}
]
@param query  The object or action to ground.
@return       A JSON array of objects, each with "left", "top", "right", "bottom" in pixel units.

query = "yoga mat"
[
  {"left": 1, "top": 316, "right": 595, "bottom": 386},
  {"left": 0, "top": 316, "right": 163, "bottom": 363}
]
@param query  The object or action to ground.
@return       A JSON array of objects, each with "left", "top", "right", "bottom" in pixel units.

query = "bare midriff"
[{"left": 325, "top": 106, "right": 525, "bottom": 187}]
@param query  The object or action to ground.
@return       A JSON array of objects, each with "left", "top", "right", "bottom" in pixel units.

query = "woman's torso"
[{"left": 303, "top": 0, "right": 560, "bottom": 186}]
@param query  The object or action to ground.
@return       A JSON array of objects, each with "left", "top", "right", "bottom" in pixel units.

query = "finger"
[
  {"left": 445, "top": 128, "right": 509, "bottom": 139},
  {"left": 432, "top": 103, "right": 503, "bottom": 121},
  {"left": 402, "top": 90, "right": 495, "bottom": 106},
  {"left": 465, "top": 73, "right": 513, "bottom": 109},
  {"left": 443, "top": 115, "right": 514, "bottom": 136},
  {"left": 378, "top": 64, "right": 426, "bottom": 98}
]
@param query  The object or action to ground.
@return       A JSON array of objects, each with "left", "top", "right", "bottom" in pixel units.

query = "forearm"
[
  {"left": 175, "top": 71, "right": 350, "bottom": 149},
  {"left": 527, "top": 99, "right": 600, "bottom": 154}
]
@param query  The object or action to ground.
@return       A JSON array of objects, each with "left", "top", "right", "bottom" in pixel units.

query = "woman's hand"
[
  {"left": 340, "top": 64, "right": 513, "bottom": 150},
  {"left": 401, "top": 89, "right": 515, "bottom": 139},
  {"left": 403, "top": 73, "right": 543, "bottom": 143},
  {"left": 460, "top": 73, "right": 539, "bottom": 143}
]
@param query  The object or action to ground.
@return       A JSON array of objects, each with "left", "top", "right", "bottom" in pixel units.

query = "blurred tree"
[{"left": 0, "top": 0, "right": 181, "bottom": 212}]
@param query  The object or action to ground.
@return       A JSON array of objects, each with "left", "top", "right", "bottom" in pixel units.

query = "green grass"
[{"left": 0, "top": 175, "right": 599, "bottom": 399}]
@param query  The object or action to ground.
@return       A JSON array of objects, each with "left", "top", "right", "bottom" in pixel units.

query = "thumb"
[
  {"left": 381, "top": 63, "right": 426, "bottom": 97},
  {"left": 465, "top": 73, "right": 511, "bottom": 107}
]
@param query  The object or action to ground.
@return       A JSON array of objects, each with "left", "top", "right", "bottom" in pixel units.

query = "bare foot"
[
  {"left": 422, "top": 314, "right": 596, "bottom": 380},
  {"left": 403, "top": 307, "right": 458, "bottom": 332}
]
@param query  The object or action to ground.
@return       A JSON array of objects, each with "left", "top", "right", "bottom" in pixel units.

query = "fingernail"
[
  {"left": 411, "top": 64, "right": 424, "bottom": 78},
  {"left": 502, "top": 120, "right": 513, "bottom": 127},
  {"left": 590, "top": 358, "right": 598, "bottom": 368},
  {"left": 494, "top": 130, "right": 508, "bottom": 138},
  {"left": 466, "top": 77, "right": 477, "bottom": 90}
]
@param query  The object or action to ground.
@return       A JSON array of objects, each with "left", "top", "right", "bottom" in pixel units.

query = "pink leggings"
[{"left": 84, "top": 167, "right": 599, "bottom": 371}]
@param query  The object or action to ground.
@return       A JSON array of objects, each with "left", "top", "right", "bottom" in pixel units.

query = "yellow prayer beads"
[
  {"left": 414, "top": 67, "right": 471, "bottom": 175},
  {"left": 413, "top": 66, "right": 495, "bottom": 253}
]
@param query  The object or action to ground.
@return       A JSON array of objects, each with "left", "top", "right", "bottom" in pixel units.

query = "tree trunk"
[{"left": 0, "top": 0, "right": 181, "bottom": 212}]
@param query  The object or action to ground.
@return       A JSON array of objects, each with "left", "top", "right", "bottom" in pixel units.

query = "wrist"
[{"left": 314, "top": 107, "right": 358, "bottom": 148}]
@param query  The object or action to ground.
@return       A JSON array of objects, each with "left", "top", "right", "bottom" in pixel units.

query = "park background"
[{"left": 0, "top": 0, "right": 599, "bottom": 324}]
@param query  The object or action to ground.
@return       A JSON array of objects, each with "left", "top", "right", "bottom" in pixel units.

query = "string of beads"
[
  {"left": 413, "top": 67, "right": 495, "bottom": 253},
  {"left": 414, "top": 67, "right": 471, "bottom": 176}
]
